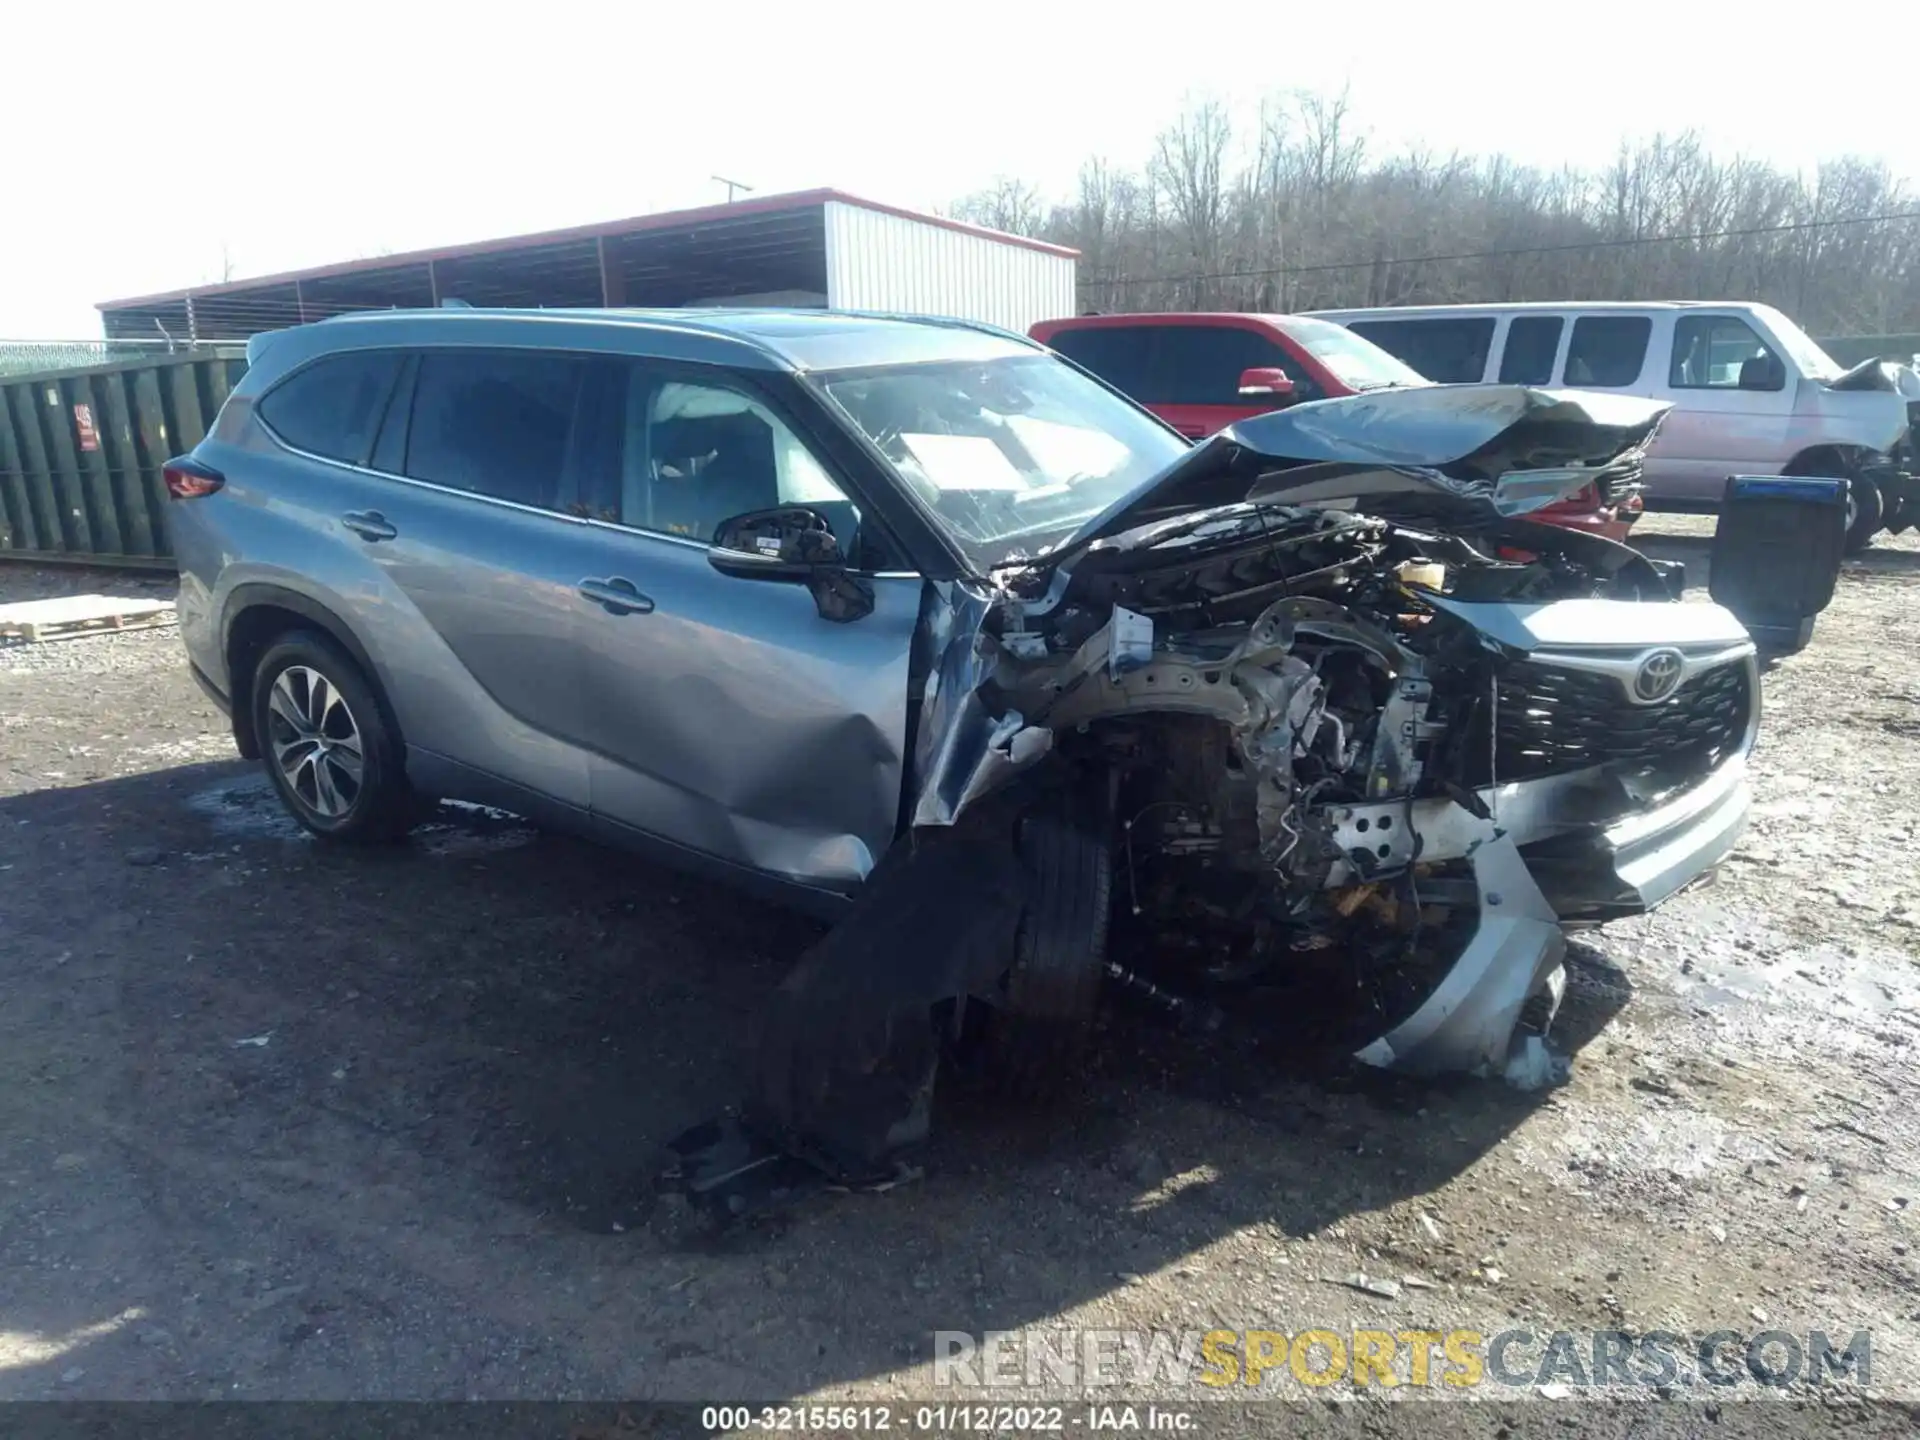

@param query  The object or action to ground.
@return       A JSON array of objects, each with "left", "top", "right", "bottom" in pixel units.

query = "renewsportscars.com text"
[{"left": 933, "top": 1327, "right": 1872, "bottom": 1393}]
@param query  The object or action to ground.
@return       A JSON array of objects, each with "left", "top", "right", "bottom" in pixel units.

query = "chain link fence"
[{"left": 0, "top": 339, "right": 240, "bottom": 380}]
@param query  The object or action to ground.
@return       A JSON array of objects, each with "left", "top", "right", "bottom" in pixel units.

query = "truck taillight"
[{"left": 163, "top": 457, "right": 224, "bottom": 499}]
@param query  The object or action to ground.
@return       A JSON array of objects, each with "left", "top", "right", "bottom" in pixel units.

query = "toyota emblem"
[{"left": 1631, "top": 648, "right": 1685, "bottom": 704}]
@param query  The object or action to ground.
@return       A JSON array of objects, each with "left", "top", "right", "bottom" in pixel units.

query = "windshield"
[
  {"left": 1282, "top": 316, "right": 1429, "bottom": 391},
  {"left": 817, "top": 352, "right": 1189, "bottom": 569},
  {"left": 1759, "top": 308, "right": 1842, "bottom": 382}
]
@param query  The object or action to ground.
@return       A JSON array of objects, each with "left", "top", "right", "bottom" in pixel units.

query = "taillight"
[{"left": 163, "top": 456, "right": 225, "bottom": 499}]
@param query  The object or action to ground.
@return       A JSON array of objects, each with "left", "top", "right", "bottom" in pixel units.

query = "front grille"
[{"left": 1470, "top": 658, "right": 1750, "bottom": 785}]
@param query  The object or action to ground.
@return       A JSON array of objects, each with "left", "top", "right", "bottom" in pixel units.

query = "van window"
[
  {"left": 1670, "top": 316, "right": 1783, "bottom": 390},
  {"left": 1564, "top": 316, "right": 1651, "bottom": 387},
  {"left": 1496, "top": 316, "right": 1564, "bottom": 386},
  {"left": 1045, "top": 324, "right": 1318, "bottom": 406},
  {"left": 1344, "top": 318, "right": 1495, "bottom": 384},
  {"left": 258, "top": 350, "right": 403, "bottom": 465},
  {"left": 404, "top": 350, "right": 586, "bottom": 512}
]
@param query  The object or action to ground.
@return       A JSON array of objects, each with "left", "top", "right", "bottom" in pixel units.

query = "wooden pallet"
[{"left": 0, "top": 594, "right": 177, "bottom": 646}]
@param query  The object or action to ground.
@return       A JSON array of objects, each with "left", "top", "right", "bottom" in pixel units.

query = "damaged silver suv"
[{"left": 164, "top": 309, "right": 1757, "bottom": 1185}]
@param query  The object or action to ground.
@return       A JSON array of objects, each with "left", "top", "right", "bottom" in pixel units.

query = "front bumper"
[
  {"left": 1525, "top": 754, "right": 1750, "bottom": 921},
  {"left": 1353, "top": 755, "right": 1751, "bottom": 1078}
]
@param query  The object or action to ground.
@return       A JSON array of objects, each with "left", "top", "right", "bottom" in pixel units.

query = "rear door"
[
  {"left": 560, "top": 360, "right": 923, "bottom": 896},
  {"left": 1649, "top": 312, "right": 1796, "bottom": 501},
  {"left": 343, "top": 346, "right": 608, "bottom": 817}
]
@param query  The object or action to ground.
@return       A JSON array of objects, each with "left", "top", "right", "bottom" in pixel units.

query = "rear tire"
[{"left": 250, "top": 630, "right": 414, "bottom": 843}]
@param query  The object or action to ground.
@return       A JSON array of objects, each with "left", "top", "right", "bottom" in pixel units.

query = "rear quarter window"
[
  {"left": 1345, "top": 318, "right": 1495, "bottom": 384},
  {"left": 256, "top": 350, "right": 404, "bottom": 464}
]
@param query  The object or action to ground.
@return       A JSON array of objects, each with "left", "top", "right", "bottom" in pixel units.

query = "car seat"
[
  {"left": 1738, "top": 354, "right": 1781, "bottom": 390},
  {"left": 649, "top": 412, "right": 781, "bottom": 542}
]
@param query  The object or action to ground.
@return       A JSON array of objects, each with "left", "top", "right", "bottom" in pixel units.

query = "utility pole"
[{"left": 713, "top": 175, "right": 755, "bottom": 203}]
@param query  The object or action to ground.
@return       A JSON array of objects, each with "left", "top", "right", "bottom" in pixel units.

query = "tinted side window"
[
  {"left": 1346, "top": 318, "right": 1495, "bottom": 383},
  {"left": 1497, "top": 316, "right": 1564, "bottom": 385},
  {"left": 257, "top": 350, "right": 403, "bottom": 464},
  {"left": 1045, "top": 327, "right": 1162, "bottom": 401},
  {"left": 1565, "top": 316, "right": 1651, "bottom": 388},
  {"left": 1669, "top": 315, "right": 1782, "bottom": 390},
  {"left": 404, "top": 351, "right": 585, "bottom": 511},
  {"left": 1047, "top": 325, "right": 1317, "bottom": 406},
  {"left": 1151, "top": 325, "right": 1319, "bottom": 405}
]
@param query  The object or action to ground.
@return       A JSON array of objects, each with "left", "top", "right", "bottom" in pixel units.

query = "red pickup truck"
[{"left": 1029, "top": 311, "right": 1642, "bottom": 543}]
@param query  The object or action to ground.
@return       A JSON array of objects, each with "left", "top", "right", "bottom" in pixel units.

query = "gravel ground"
[{"left": 2, "top": 527, "right": 1919, "bottom": 1434}]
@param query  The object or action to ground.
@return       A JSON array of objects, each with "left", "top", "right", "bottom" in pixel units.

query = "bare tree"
[
  {"left": 950, "top": 177, "right": 1047, "bottom": 238},
  {"left": 985, "top": 91, "right": 1920, "bottom": 335},
  {"left": 1150, "top": 99, "right": 1234, "bottom": 308}
]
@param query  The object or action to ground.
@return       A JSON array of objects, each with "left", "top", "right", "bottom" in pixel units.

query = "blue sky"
[{"left": 6, "top": 0, "right": 1908, "bottom": 336}]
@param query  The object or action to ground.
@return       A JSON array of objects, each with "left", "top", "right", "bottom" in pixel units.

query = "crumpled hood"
[
  {"left": 1040, "top": 384, "right": 1672, "bottom": 569},
  {"left": 1824, "top": 356, "right": 1904, "bottom": 393}
]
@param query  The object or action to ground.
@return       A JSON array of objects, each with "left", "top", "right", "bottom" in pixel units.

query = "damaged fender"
[
  {"left": 719, "top": 384, "right": 1749, "bottom": 1189},
  {"left": 1353, "top": 830, "right": 1567, "bottom": 1077}
]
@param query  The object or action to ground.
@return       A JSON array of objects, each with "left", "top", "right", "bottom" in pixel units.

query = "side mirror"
[
  {"left": 1237, "top": 367, "right": 1296, "bottom": 400},
  {"left": 707, "top": 506, "right": 875, "bottom": 624}
]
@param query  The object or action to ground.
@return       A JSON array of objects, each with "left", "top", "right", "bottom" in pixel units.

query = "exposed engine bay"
[{"left": 668, "top": 388, "right": 1761, "bottom": 1209}]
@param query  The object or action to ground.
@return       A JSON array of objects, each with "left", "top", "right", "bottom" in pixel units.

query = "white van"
[{"left": 1307, "top": 301, "right": 1916, "bottom": 552}]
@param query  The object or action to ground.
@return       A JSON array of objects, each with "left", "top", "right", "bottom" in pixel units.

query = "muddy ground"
[{"left": 1, "top": 519, "right": 1917, "bottom": 1433}]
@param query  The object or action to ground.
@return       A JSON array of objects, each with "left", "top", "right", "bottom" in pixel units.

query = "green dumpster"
[{"left": 0, "top": 349, "right": 246, "bottom": 571}]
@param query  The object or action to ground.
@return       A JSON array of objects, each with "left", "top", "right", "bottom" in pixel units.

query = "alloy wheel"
[{"left": 266, "top": 665, "right": 364, "bottom": 819}]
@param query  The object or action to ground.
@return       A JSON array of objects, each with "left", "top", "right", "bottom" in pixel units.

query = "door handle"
[
  {"left": 341, "top": 510, "right": 397, "bottom": 542},
  {"left": 577, "top": 577, "right": 655, "bottom": 616}
]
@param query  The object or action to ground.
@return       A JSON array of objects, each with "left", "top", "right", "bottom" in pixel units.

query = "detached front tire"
[
  {"left": 981, "top": 796, "right": 1115, "bottom": 1097},
  {"left": 250, "top": 630, "right": 413, "bottom": 843}
]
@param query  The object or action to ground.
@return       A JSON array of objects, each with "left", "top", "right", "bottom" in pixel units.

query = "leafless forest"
[{"left": 952, "top": 93, "right": 1920, "bottom": 335}]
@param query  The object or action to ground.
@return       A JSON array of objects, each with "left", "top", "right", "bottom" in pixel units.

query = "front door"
[
  {"left": 564, "top": 362, "right": 922, "bottom": 896},
  {"left": 1647, "top": 312, "right": 1796, "bottom": 502}
]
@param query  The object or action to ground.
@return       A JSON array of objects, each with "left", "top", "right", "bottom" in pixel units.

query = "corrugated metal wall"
[
  {"left": 823, "top": 202, "right": 1076, "bottom": 333},
  {"left": 1, "top": 351, "right": 246, "bottom": 569}
]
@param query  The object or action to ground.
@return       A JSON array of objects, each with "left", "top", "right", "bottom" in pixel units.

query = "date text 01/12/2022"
[{"left": 698, "top": 1404, "right": 1197, "bottom": 1431}]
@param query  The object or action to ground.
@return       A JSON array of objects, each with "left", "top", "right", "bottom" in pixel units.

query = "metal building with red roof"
[{"left": 97, "top": 189, "right": 1079, "bottom": 342}]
